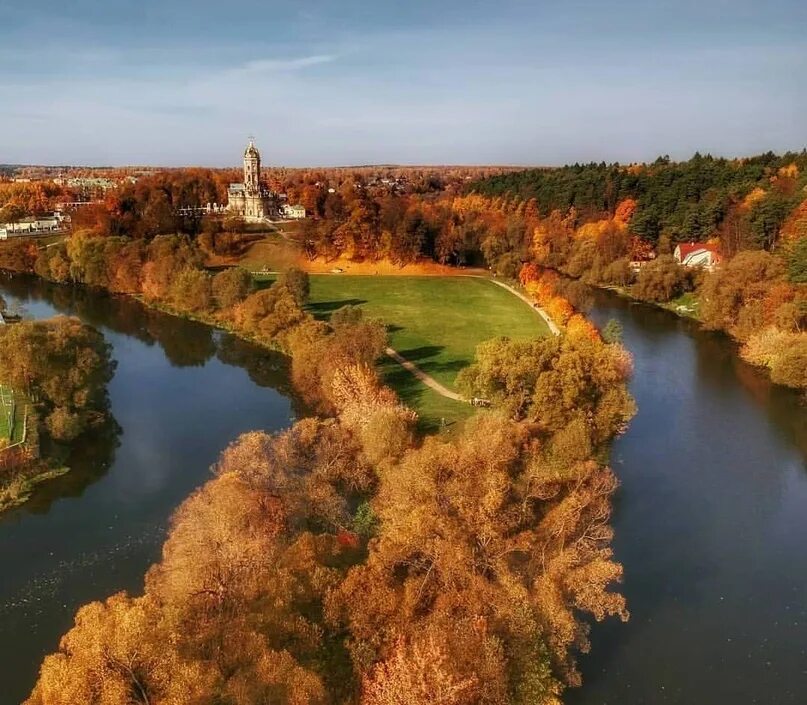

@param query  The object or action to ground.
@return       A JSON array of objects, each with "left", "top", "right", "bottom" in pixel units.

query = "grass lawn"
[
  {"left": 0, "top": 384, "right": 23, "bottom": 445},
  {"left": 377, "top": 355, "right": 474, "bottom": 434},
  {"left": 308, "top": 275, "right": 549, "bottom": 390},
  {"left": 665, "top": 291, "right": 701, "bottom": 319},
  {"left": 306, "top": 275, "right": 549, "bottom": 430},
  {"left": 238, "top": 229, "right": 304, "bottom": 272}
]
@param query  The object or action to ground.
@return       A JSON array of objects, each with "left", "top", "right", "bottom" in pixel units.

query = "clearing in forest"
[{"left": 306, "top": 275, "right": 550, "bottom": 428}]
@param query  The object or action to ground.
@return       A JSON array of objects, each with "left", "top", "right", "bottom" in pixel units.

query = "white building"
[
  {"left": 673, "top": 243, "right": 722, "bottom": 270},
  {"left": 0, "top": 215, "right": 64, "bottom": 240},
  {"left": 281, "top": 204, "right": 306, "bottom": 219},
  {"left": 227, "top": 140, "right": 278, "bottom": 222}
]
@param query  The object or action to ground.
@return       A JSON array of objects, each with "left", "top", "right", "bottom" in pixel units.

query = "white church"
[{"left": 227, "top": 139, "right": 278, "bottom": 222}]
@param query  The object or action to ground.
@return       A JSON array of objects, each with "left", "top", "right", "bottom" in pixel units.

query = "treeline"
[
  {"left": 0, "top": 233, "right": 403, "bottom": 417},
  {"left": 0, "top": 181, "right": 68, "bottom": 221},
  {"left": 4, "top": 151, "right": 804, "bottom": 389},
  {"left": 502, "top": 192, "right": 807, "bottom": 389},
  {"left": 455, "top": 153, "right": 807, "bottom": 390},
  {"left": 471, "top": 152, "right": 807, "bottom": 250},
  {"left": 60, "top": 167, "right": 485, "bottom": 266}
]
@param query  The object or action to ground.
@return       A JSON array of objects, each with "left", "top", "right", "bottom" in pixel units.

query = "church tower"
[
  {"left": 228, "top": 138, "right": 275, "bottom": 221},
  {"left": 243, "top": 139, "right": 261, "bottom": 194}
]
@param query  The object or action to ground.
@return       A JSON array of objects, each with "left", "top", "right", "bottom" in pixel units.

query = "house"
[
  {"left": 674, "top": 242, "right": 721, "bottom": 270},
  {"left": 281, "top": 204, "right": 306, "bottom": 219}
]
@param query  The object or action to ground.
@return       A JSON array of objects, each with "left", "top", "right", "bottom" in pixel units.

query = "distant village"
[
  {"left": 0, "top": 144, "right": 310, "bottom": 241},
  {"left": 0, "top": 150, "right": 725, "bottom": 271}
]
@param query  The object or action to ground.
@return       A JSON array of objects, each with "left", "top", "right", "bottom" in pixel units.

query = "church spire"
[{"left": 243, "top": 137, "right": 261, "bottom": 194}]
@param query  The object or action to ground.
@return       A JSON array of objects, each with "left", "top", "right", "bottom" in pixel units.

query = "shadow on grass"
[
  {"left": 396, "top": 345, "right": 467, "bottom": 379},
  {"left": 253, "top": 277, "right": 276, "bottom": 291},
  {"left": 306, "top": 299, "right": 368, "bottom": 320},
  {"left": 380, "top": 361, "right": 442, "bottom": 434},
  {"left": 397, "top": 345, "right": 443, "bottom": 362}
]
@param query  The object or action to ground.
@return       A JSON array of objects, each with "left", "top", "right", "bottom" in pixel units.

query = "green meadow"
[{"left": 306, "top": 275, "right": 549, "bottom": 430}]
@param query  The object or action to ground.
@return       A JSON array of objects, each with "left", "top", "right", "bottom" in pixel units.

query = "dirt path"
[
  {"left": 482, "top": 278, "right": 561, "bottom": 336},
  {"left": 384, "top": 347, "right": 466, "bottom": 402},
  {"left": 386, "top": 277, "right": 559, "bottom": 402}
]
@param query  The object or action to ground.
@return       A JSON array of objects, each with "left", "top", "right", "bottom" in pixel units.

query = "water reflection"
[{"left": 20, "top": 416, "right": 122, "bottom": 517}]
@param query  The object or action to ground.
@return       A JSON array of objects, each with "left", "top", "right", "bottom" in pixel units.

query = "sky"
[{"left": 0, "top": 0, "right": 805, "bottom": 167}]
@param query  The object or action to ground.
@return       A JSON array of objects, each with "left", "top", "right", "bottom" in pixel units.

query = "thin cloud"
[{"left": 240, "top": 55, "right": 337, "bottom": 73}]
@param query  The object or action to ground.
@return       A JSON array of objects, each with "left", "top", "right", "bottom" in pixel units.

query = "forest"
[{"left": 2, "top": 151, "right": 804, "bottom": 386}]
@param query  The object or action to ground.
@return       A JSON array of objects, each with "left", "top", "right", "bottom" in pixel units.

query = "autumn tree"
[
  {"left": 233, "top": 283, "right": 308, "bottom": 345},
  {"left": 631, "top": 255, "right": 691, "bottom": 303},
  {"left": 169, "top": 267, "right": 213, "bottom": 313},
  {"left": 141, "top": 235, "right": 203, "bottom": 301},
  {"left": 0, "top": 317, "right": 115, "bottom": 442},
  {"left": 699, "top": 250, "right": 788, "bottom": 337},
  {"left": 25, "top": 593, "right": 213, "bottom": 705},
  {"left": 457, "top": 335, "right": 635, "bottom": 445},
  {"left": 212, "top": 267, "right": 254, "bottom": 309},
  {"left": 279, "top": 267, "right": 311, "bottom": 306},
  {"left": 361, "top": 636, "right": 479, "bottom": 705}
]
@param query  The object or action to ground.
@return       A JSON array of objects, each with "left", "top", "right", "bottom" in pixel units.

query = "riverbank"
[
  {"left": 528, "top": 262, "right": 806, "bottom": 392},
  {"left": 3, "top": 257, "right": 555, "bottom": 429},
  {"left": 0, "top": 274, "right": 297, "bottom": 704},
  {"left": 0, "top": 403, "right": 53, "bottom": 513},
  {"left": 0, "top": 313, "right": 117, "bottom": 514},
  {"left": 0, "top": 464, "right": 69, "bottom": 513}
]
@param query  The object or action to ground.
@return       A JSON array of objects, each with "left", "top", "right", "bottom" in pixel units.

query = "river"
[
  {"left": 0, "top": 276, "right": 805, "bottom": 704},
  {"left": 0, "top": 274, "right": 296, "bottom": 704},
  {"left": 569, "top": 288, "right": 807, "bottom": 705}
]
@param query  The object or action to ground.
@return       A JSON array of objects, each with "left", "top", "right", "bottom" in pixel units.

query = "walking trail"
[
  {"left": 385, "top": 276, "right": 560, "bottom": 403},
  {"left": 384, "top": 347, "right": 465, "bottom": 401}
]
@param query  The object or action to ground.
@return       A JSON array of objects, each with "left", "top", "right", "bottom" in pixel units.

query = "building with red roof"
[{"left": 673, "top": 242, "right": 722, "bottom": 270}]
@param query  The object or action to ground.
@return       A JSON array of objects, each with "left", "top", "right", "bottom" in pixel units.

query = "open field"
[
  {"left": 306, "top": 275, "right": 550, "bottom": 429},
  {"left": 252, "top": 272, "right": 550, "bottom": 428},
  {"left": 307, "top": 275, "right": 550, "bottom": 389}
]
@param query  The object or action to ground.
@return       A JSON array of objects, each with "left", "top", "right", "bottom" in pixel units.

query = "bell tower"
[{"left": 243, "top": 137, "right": 261, "bottom": 194}]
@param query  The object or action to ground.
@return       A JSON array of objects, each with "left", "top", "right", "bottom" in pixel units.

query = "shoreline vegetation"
[
  {"left": 0, "top": 315, "right": 116, "bottom": 512},
  {"left": 0, "top": 234, "right": 637, "bottom": 704}
]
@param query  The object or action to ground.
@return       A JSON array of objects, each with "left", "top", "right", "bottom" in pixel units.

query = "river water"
[
  {"left": 0, "top": 274, "right": 295, "bottom": 704},
  {"left": 569, "top": 289, "right": 807, "bottom": 705},
  {"left": 0, "top": 276, "right": 805, "bottom": 704}
]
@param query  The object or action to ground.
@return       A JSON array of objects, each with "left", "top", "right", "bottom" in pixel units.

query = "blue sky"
[{"left": 0, "top": 0, "right": 804, "bottom": 166}]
